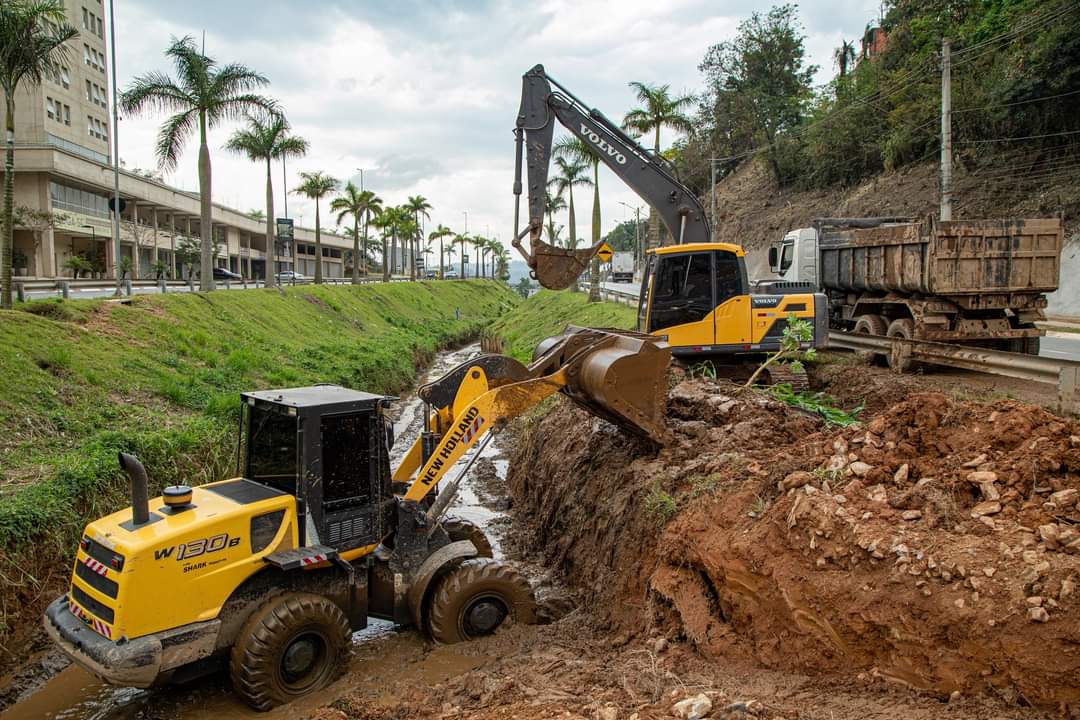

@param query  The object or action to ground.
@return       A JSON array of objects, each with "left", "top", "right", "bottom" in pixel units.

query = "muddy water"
[{"left": 1, "top": 343, "right": 510, "bottom": 720}]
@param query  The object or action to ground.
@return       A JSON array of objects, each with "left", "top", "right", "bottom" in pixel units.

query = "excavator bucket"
[
  {"left": 531, "top": 326, "right": 671, "bottom": 442},
  {"left": 528, "top": 238, "right": 604, "bottom": 290}
]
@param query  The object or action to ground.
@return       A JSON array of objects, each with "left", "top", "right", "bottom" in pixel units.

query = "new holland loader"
[{"left": 44, "top": 328, "right": 670, "bottom": 710}]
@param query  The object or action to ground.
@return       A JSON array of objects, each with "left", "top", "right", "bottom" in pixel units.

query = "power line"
[
  {"left": 952, "top": 1, "right": 1078, "bottom": 60},
  {"left": 952, "top": 87, "right": 1080, "bottom": 114},
  {"left": 955, "top": 128, "right": 1080, "bottom": 144}
]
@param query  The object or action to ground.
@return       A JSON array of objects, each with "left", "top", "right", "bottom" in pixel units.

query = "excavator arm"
[
  {"left": 512, "top": 64, "right": 710, "bottom": 289},
  {"left": 396, "top": 328, "right": 672, "bottom": 503}
]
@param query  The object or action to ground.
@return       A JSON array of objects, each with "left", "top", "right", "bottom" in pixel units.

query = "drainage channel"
[{"left": 0, "top": 343, "right": 513, "bottom": 720}]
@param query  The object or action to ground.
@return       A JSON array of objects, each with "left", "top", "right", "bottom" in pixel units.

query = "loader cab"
[
  {"left": 637, "top": 243, "right": 750, "bottom": 348},
  {"left": 241, "top": 386, "right": 395, "bottom": 553}
]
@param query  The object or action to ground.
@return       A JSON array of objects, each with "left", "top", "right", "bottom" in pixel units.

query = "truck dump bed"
[{"left": 818, "top": 217, "right": 1062, "bottom": 304}]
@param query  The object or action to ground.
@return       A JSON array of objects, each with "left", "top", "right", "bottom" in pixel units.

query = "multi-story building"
[{"left": 6, "top": 0, "right": 351, "bottom": 281}]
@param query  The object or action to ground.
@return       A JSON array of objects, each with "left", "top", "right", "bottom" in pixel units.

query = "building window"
[
  {"left": 82, "top": 7, "right": 89, "bottom": 29},
  {"left": 88, "top": 116, "right": 94, "bottom": 137},
  {"left": 64, "top": 105, "right": 71, "bottom": 126},
  {"left": 96, "top": 17, "right": 103, "bottom": 38},
  {"left": 61, "top": 67, "right": 70, "bottom": 88},
  {"left": 84, "top": 44, "right": 91, "bottom": 66},
  {"left": 49, "top": 181, "right": 110, "bottom": 218},
  {"left": 46, "top": 97, "right": 55, "bottom": 120},
  {"left": 86, "top": 79, "right": 93, "bottom": 102}
]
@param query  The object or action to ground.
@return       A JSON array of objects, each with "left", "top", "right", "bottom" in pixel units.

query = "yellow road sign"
[{"left": 596, "top": 242, "right": 614, "bottom": 262}]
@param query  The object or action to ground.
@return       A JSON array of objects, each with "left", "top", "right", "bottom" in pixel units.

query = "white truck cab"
[{"left": 768, "top": 227, "right": 818, "bottom": 286}]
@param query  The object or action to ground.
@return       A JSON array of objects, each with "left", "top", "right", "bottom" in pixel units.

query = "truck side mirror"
[{"left": 768, "top": 247, "right": 778, "bottom": 272}]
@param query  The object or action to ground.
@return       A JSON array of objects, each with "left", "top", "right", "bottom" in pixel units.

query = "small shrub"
[
  {"left": 19, "top": 299, "right": 73, "bottom": 322},
  {"left": 643, "top": 481, "right": 677, "bottom": 528},
  {"left": 224, "top": 348, "right": 259, "bottom": 374},
  {"left": 36, "top": 346, "right": 73, "bottom": 372}
]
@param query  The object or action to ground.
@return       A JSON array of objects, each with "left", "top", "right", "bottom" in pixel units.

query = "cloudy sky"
[{"left": 114, "top": 0, "right": 881, "bottom": 254}]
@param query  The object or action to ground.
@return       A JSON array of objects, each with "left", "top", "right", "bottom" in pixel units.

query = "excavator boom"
[
  {"left": 511, "top": 64, "right": 710, "bottom": 289},
  {"left": 397, "top": 329, "right": 671, "bottom": 503}
]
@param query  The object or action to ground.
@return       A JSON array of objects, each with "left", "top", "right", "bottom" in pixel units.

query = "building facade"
[{"left": 6, "top": 0, "right": 351, "bottom": 281}]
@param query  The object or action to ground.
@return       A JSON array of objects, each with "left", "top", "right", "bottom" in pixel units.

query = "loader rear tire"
[
  {"left": 229, "top": 592, "right": 351, "bottom": 711},
  {"left": 428, "top": 558, "right": 536, "bottom": 644},
  {"left": 442, "top": 516, "right": 494, "bottom": 557}
]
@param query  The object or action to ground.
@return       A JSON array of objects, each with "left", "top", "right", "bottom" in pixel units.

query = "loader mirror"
[{"left": 768, "top": 247, "right": 778, "bottom": 272}]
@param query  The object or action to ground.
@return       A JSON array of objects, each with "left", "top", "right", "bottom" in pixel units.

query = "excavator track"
[{"left": 764, "top": 364, "right": 809, "bottom": 393}]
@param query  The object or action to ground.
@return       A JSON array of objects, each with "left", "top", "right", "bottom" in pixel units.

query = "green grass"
[
  {"left": 0, "top": 280, "right": 518, "bottom": 639},
  {"left": 484, "top": 289, "right": 638, "bottom": 362}
]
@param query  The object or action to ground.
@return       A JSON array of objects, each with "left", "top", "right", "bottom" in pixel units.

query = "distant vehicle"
[
  {"left": 609, "top": 251, "right": 634, "bottom": 282},
  {"left": 424, "top": 270, "right": 438, "bottom": 279},
  {"left": 212, "top": 267, "right": 242, "bottom": 281},
  {"left": 444, "top": 271, "right": 459, "bottom": 279},
  {"left": 275, "top": 270, "right": 306, "bottom": 283}
]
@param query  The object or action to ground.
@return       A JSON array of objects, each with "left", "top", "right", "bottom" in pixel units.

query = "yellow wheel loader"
[
  {"left": 510, "top": 65, "right": 828, "bottom": 384},
  {"left": 44, "top": 329, "right": 670, "bottom": 711}
]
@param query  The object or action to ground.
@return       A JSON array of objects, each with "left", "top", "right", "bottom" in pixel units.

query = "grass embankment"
[
  {"left": 0, "top": 280, "right": 517, "bottom": 657},
  {"left": 484, "top": 290, "right": 637, "bottom": 362}
]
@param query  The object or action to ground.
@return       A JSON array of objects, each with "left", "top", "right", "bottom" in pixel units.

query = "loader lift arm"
[
  {"left": 512, "top": 64, "right": 710, "bottom": 289},
  {"left": 395, "top": 327, "right": 672, "bottom": 503}
]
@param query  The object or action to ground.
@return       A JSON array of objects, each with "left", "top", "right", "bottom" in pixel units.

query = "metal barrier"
[{"left": 829, "top": 331, "right": 1080, "bottom": 414}]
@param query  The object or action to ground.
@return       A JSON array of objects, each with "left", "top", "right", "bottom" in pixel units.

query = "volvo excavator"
[
  {"left": 511, "top": 65, "right": 828, "bottom": 382},
  {"left": 44, "top": 328, "right": 670, "bottom": 711}
]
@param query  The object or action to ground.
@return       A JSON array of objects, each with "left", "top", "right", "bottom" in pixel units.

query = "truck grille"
[{"left": 70, "top": 584, "right": 115, "bottom": 624}]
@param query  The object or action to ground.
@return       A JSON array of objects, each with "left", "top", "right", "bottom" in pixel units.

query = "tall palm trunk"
[
  {"left": 459, "top": 241, "right": 464, "bottom": 278},
  {"left": 313, "top": 199, "right": 323, "bottom": 284},
  {"left": 439, "top": 238, "right": 444, "bottom": 279},
  {"left": 588, "top": 159, "right": 601, "bottom": 302},
  {"left": 198, "top": 112, "right": 215, "bottom": 291},
  {"left": 362, "top": 213, "right": 369, "bottom": 278},
  {"left": 351, "top": 213, "right": 360, "bottom": 284},
  {"left": 382, "top": 228, "right": 389, "bottom": 283},
  {"left": 265, "top": 157, "right": 276, "bottom": 287},
  {"left": 2, "top": 95, "right": 15, "bottom": 308}
]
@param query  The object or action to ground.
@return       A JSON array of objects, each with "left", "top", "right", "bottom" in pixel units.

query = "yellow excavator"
[
  {"left": 510, "top": 65, "right": 827, "bottom": 382},
  {"left": 44, "top": 328, "right": 670, "bottom": 711}
]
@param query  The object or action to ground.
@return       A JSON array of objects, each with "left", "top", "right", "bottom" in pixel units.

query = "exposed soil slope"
[{"left": 509, "top": 368, "right": 1080, "bottom": 710}]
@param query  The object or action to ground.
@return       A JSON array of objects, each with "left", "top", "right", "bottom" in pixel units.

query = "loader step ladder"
[{"left": 264, "top": 545, "right": 339, "bottom": 570}]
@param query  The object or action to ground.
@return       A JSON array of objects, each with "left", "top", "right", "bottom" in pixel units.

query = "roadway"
[{"left": 597, "top": 280, "right": 1080, "bottom": 362}]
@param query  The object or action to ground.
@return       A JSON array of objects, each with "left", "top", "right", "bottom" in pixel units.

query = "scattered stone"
[
  {"left": 970, "top": 501, "right": 1002, "bottom": 518},
  {"left": 901, "top": 510, "right": 922, "bottom": 521},
  {"left": 894, "top": 464, "right": 910, "bottom": 484},
  {"left": 1026, "top": 596, "right": 1044, "bottom": 607},
  {"left": 966, "top": 471, "right": 998, "bottom": 485},
  {"left": 979, "top": 481, "right": 1000, "bottom": 501},
  {"left": 1071, "top": 435, "right": 1080, "bottom": 448},
  {"left": 825, "top": 455, "right": 847, "bottom": 472},
  {"left": 833, "top": 438, "right": 849, "bottom": 455},
  {"left": 673, "top": 693, "right": 712, "bottom": 719},
  {"left": 954, "top": 598, "right": 965, "bottom": 609},
  {"left": 1028, "top": 607, "right": 1050, "bottom": 623},
  {"left": 598, "top": 706, "right": 619, "bottom": 720},
  {"left": 1022, "top": 549, "right": 1039, "bottom": 565},
  {"left": 1060, "top": 578, "right": 1076, "bottom": 600},
  {"left": 834, "top": 494, "right": 848, "bottom": 504},
  {"left": 962, "top": 454, "right": 988, "bottom": 468},
  {"left": 849, "top": 461, "right": 872, "bottom": 478},
  {"left": 983, "top": 567, "right": 996, "bottom": 577},
  {"left": 1039, "top": 524, "right": 1061, "bottom": 550},
  {"left": 868, "top": 416, "right": 886, "bottom": 435},
  {"left": 780, "top": 471, "right": 813, "bottom": 491},
  {"left": 1035, "top": 561, "right": 1051, "bottom": 575},
  {"left": 866, "top": 485, "right": 888, "bottom": 504},
  {"left": 949, "top": 690, "right": 962, "bottom": 704},
  {"left": 652, "top": 637, "right": 668, "bottom": 654},
  {"left": 1050, "top": 488, "right": 1078, "bottom": 507}
]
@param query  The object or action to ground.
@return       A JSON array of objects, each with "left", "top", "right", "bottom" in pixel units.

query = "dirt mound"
[{"left": 508, "top": 375, "right": 1080, "bottom": 710}]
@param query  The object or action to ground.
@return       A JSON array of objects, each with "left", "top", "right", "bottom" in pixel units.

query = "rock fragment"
[
  {"left": 1028, "top": 607, "right": 1050, "bottom": 623},
  {"left": 901, "top": 510, "right": 922, "bottom": 521},
  {"left": 673, "top": 693, "right": 712, "bottom": 719},
  {"left": 970, "top": 501, "right": 1001, "bottom": 518}
]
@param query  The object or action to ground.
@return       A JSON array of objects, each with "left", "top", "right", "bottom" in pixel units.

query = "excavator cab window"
[
  {"left": 647, "top": 252, "right": 713, "bottom": 332},
  {"left": 245, "top": 405, "right": 298, "bottom": 495}
]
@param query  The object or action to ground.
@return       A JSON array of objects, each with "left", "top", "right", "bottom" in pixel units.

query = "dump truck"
[
  {"left": 609, "top": 252, "right": 635, "bottom": 283},
  {"left": 44, "top": 328, "right": 671, "bottom": 711},
  {"left": 767, "top": 216, "right": 1064, "bottom": 368}
]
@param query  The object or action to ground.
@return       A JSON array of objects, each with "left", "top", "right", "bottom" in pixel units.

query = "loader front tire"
[
  {"left": 229, "top": 592, "right": 351, "bottom": 711},
  {"left": 428, "top": 558, "right": 536, "bottom": 644},
  {"left": 442, "top": 516, "right": 494, "bottom": 557}
]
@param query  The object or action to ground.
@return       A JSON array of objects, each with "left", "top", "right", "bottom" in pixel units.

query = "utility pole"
[
  {"left": 710, "top": 159, "right": 717, "bottom": 243},
  {"left": 108, "top": 0, "right": 123, "bottom": 295},
  {"left": 940, "top": 38, "right": 952, "bottom": 222}
]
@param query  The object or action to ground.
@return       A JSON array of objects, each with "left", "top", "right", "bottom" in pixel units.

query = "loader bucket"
[
  {"left": 528, "top": 237, "right": 603, "bottom": 290},
  {"left": 530, "top": 326, "right": 671, "bottom": 443}
]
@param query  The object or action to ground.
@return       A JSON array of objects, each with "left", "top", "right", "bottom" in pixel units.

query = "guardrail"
[
  {"left": 829, "top": 331, "right": 1080, "bottom": 414},
  {"left": 7, "top": 274, "right": 430, "bottom": 299}
]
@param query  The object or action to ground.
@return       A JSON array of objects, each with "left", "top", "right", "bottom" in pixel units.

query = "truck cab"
[{"left": 768, "top": 227, "right": 818, "bottom": 285}]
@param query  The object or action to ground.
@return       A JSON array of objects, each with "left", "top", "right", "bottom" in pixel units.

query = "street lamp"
[
  {"left": 618, "top": 201, "right": 644, "bottom": 277},
  {"left": 80, "top": 224, "right": 95, "bottom": 254}
]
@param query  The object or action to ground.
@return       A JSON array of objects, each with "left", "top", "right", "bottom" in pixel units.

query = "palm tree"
[
  {"left": 0, "top": 1, "right": 77, "bottom": 309},
  {"left": 405, "top": 195, "right": 432, "bottom": 280},
  {"left": 292, "top": 172, "right": 338, "bottom": 284},
  {"left": 428, "top": 224, "right": 454, "bottom": 279},
  {"left": 374, "top": 206, "right": 409, "bottom": 281},
  {"left": 358, "top": 191, "right": 383, "bottom": 278},
  {"left": 330, "top": 182, "right": 369, "bottom": 285},
  {"left": 122, "top": 36, "right": 272, "bottom": 291},
  {"left": 555, "top": 136, "right": 603, "bottom": 301},
  {"left": 485, "top": 238, "right": 503, "bottom": 279},
  {"left": 470, "top": 235, "right": 488, "bottom": 278},
  {"left": 549, "top": 157, "right": 592, "bottom": 252},
  {"left": 835, "top": 39, "right": 856, "bottom": 78},
  {"left": 225, "top": 111, "right": 308, "bottom": 287},
  {"left": 622, "top": 81, "right": 693, "bottom": 248},
  {"left": 453, "top": 232, "right": 470, "bottom": 279}
]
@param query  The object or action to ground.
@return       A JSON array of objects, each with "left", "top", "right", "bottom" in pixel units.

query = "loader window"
[
  {"left": 247, "top": 407, "right": 298, "bottom": 494},
  {"left": 321, "top": 412, "right": 372, "bottom": 508},
  {"left": 648, "top": 252, "right": 713, "bottom": 332}
]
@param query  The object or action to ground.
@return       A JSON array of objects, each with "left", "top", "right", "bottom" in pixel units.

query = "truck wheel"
[
  {"left": 886, "top": 318, "right": 917, "bottom": 372},
  {"left": 428, "top": 558, "right": 536, "bottom": 644},
  {"left": 229, "top": 593, "right": 351, "bottom": 711},
  {"left": 442, "top": 516, "right": 494, "bottom": 557},
  {"left": 853, "top": 314, "right": 887, "bottom": 363}
]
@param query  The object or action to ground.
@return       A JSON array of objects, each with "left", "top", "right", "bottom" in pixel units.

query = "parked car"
[
  {"left": 444, "top": 271, "right": 459, "bottom": 279},
  {"left": 275, "top": 270, "right": 307, "bottom": 283},
  {"left": 424, "top": 270, "right": 438, "bottom": 279},
  {"left": 212, "top": 267, "right": 242, "bottom": 281}
]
